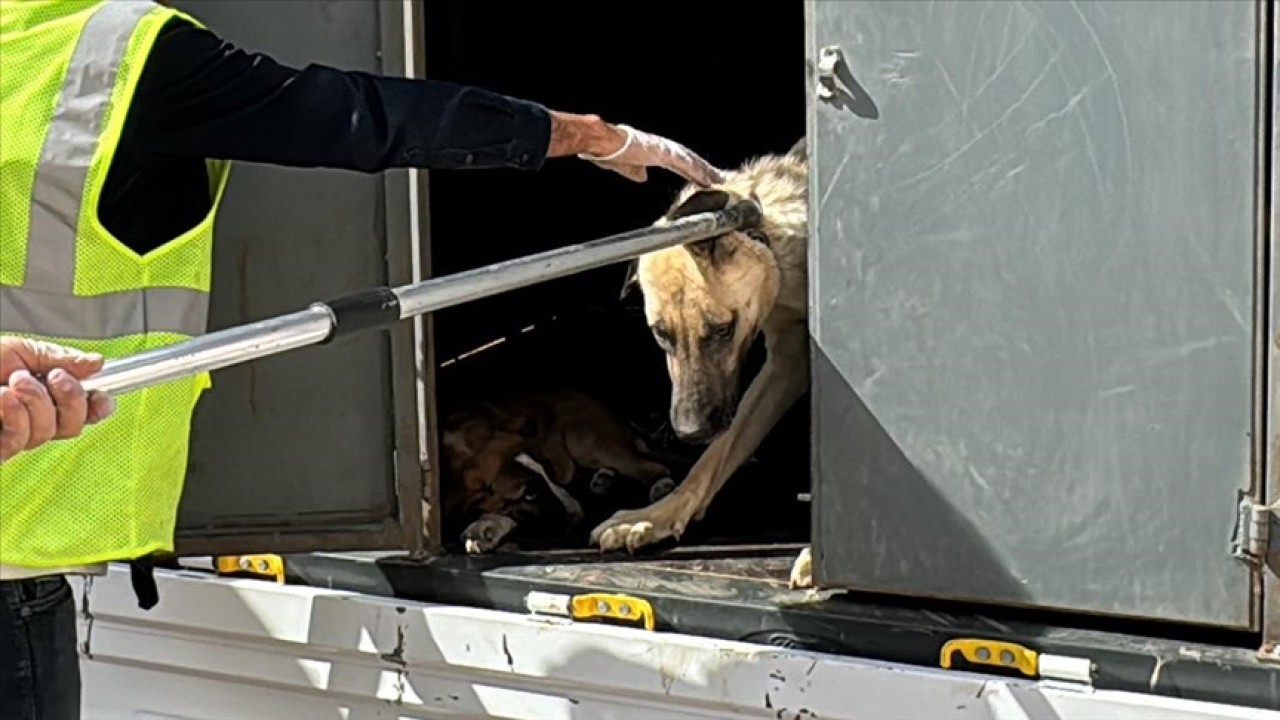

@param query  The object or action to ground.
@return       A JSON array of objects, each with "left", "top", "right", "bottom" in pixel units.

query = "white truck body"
[{"left": 76, "top": 565, "right": 1274, "bottom": 720}]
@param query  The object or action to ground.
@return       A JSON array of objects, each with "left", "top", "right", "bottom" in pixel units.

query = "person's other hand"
[
  {"left": 578, "top": 124, "right": 726, "bottom": 187},
  {"left": 0, "top": 337, "right": 115, "bottom": 463}
]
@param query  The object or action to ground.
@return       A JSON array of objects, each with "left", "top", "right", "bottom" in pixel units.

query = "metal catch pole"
[{"left": 80, "top": 200, "right": 762, "bottom": 397}]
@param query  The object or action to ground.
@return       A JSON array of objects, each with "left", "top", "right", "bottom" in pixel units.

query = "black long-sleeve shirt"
[{"left": 103, "top": 18, "right": 553, "bottom": 255}]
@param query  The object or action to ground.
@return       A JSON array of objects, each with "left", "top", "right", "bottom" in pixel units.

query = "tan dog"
[
  {"left": 441, "top": 390, "right": 676, "bottom": 553},
  {"left": 589, "top": 140, "right": 815, "bottom": 588}
]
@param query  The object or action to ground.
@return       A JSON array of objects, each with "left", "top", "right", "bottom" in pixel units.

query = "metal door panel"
[
  {"left": 170, "top": 1, "right": 425, "bottom": 556},
  {"left": 809, "top": 0, "right": 1259, "bottom": 627},
  {"left": 1262, "top": 0, "right": 1280, "bottom": 654}
]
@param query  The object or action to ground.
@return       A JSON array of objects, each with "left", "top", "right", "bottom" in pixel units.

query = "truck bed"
[
  {"left": 279, "top": 548, "right": 1280, "bottom": 712},
  {"left": 77, "top": 563, "right": 1274, "bottom": 720}
]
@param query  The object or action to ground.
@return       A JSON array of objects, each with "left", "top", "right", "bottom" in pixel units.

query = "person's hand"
[
  {"left": 578, "top": 124, "right": 726, "bottom": 187},
  {"left": 546, "top": 112, "right": 726, "bottom": 187},
  {"left": 0, "top": 337, "right": 115, "bottom": 463}
]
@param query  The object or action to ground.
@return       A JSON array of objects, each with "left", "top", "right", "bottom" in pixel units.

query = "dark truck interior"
[{"left": 423, "top": 1, "right": 810, "bottom": 554}]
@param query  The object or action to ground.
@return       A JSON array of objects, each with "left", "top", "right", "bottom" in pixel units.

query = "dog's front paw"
[
  {"left": 589, "top": 492, "right": 695, "bottom": 553},
  {"left": 788, "top": 546, "right": 814, "bottom": 589},
  {"left": 462, "top": 514, "right": 518, "bottom": 554}
]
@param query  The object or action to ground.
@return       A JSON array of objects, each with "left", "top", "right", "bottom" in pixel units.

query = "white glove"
[{"left": 579, "top": 124, "right": 726, "bottom": 187}]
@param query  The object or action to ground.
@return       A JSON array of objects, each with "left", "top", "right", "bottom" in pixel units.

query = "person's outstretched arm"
[{"left": 125, "top": 19, "right": 723, "bottom": 186}]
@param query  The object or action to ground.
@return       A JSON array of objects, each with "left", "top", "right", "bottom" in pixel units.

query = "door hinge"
[{"left": 1232, "top": 496, "right": 1273, "bottom": 564}]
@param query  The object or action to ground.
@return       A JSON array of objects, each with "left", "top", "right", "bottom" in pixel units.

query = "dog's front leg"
[
  {"left": 462, "top": 514, "right": 518, "bottom": 554},
  {"left": 591, "top": 321, "right": 809, "bottom": 553},
  {"left": 788, "top": 546, "right": 813, "bottom": 589}
]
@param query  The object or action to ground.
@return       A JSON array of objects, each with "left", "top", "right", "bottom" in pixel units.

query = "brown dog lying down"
[{"left": 440, "top": 389, "right": 679, "bottom": 554}]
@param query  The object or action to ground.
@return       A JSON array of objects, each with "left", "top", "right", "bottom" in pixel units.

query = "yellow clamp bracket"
[
  {"left": 940, "top": 638, "right": 1039, "bottom": 679},
  {"left": 215, "top": 555, "right": 285, "bottom": 584},
  {"left": 569, "top": 593, "right": 655, "bottom": 631}
]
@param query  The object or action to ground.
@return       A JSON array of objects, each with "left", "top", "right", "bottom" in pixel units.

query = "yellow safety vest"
[{"left": 0, "top": 0, "right": 231, "bottom": 568}]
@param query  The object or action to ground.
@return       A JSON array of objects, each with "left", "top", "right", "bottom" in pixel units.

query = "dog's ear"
[
  {"left": 441, "top": 409, "right": 495, "bottom": 464},
  {"left": 666, "top": 189, "right": 733, "bottom": 265},
  {"left": 487, "top": 405, "right": 542, "bottom": 441},
  {"left": 619, "top": 258, "right": 639, "bottom": 300},
  {"left": 441, "top": 429, "right": 469, "bottom": 460},
  {"left": 666, "top": 188, "right": 732, "bottom": 221},
  {"left": 442, "top": 426, "right": 480, "bottom": 466}
]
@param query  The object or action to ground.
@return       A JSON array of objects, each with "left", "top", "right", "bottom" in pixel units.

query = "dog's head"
[
  {"left": 441, "top": 407, "right": 583, "bottom": 535},
  {"left": 625, "top": 145, "right": 807, "bottom": 443}
]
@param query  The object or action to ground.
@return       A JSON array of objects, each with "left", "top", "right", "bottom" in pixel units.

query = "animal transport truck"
[{"left": 78, "top": 0, "right": 1280, "bottom": 717}]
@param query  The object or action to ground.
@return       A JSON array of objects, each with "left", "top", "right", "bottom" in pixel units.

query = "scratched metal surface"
[
  {"left": 169, "top": 2, "right": 414, "bottom": 545},
  {"left": 808, "top": 0, "right": 1259, "bottom": 627}
]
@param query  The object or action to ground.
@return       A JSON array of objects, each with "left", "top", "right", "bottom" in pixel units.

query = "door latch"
[{"left": 815, "top": 45, "right": 846, "bottom": 102}]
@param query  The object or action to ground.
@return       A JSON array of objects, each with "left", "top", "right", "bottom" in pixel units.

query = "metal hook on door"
[
  {"left": 813, "top": 44, "right": 880, "bottom": 119},
  {"left": 816, "top": 45, "right": 846, "bottom": 101}
]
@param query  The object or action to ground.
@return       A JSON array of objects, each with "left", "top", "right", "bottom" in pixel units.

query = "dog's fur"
[
  {"left": 589, "top": 139, "right": 815, "bottom": 588},
  {"left": 441, "top": 390, "right": 676, "bottom": 553}
]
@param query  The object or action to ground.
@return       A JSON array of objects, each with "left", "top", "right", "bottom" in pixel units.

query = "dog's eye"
[
  {"left": 522, "top": 488, "right": 539, "bottom": 502},
  {"left": 651, "top": 325, "right": 676, "bottom": 352},
  {"left": 711, "top": 321, "right": 735, "bottom": 341}
]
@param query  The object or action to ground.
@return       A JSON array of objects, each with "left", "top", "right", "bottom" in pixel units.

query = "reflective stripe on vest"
[
  {"left": 0, "top": 285, "right": 209, "bottom": 338},
  {"left": 6, "top": 0, "right": 207, "bottom": 339}
]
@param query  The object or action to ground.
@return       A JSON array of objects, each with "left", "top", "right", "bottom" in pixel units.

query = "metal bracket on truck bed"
[
  {"left": 215, "top": 555, "right": 285, "bottom": 584},
  {"left": 940, "top": 638, "right": 1094, "bottom": 691},
  {"left": 525, "top": 590, "right": 656, "bottom": 631}
]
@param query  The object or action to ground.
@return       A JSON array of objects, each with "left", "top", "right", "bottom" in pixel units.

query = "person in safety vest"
[{"left": 0, "top": 2, "right": 726, "bottom": 718}]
